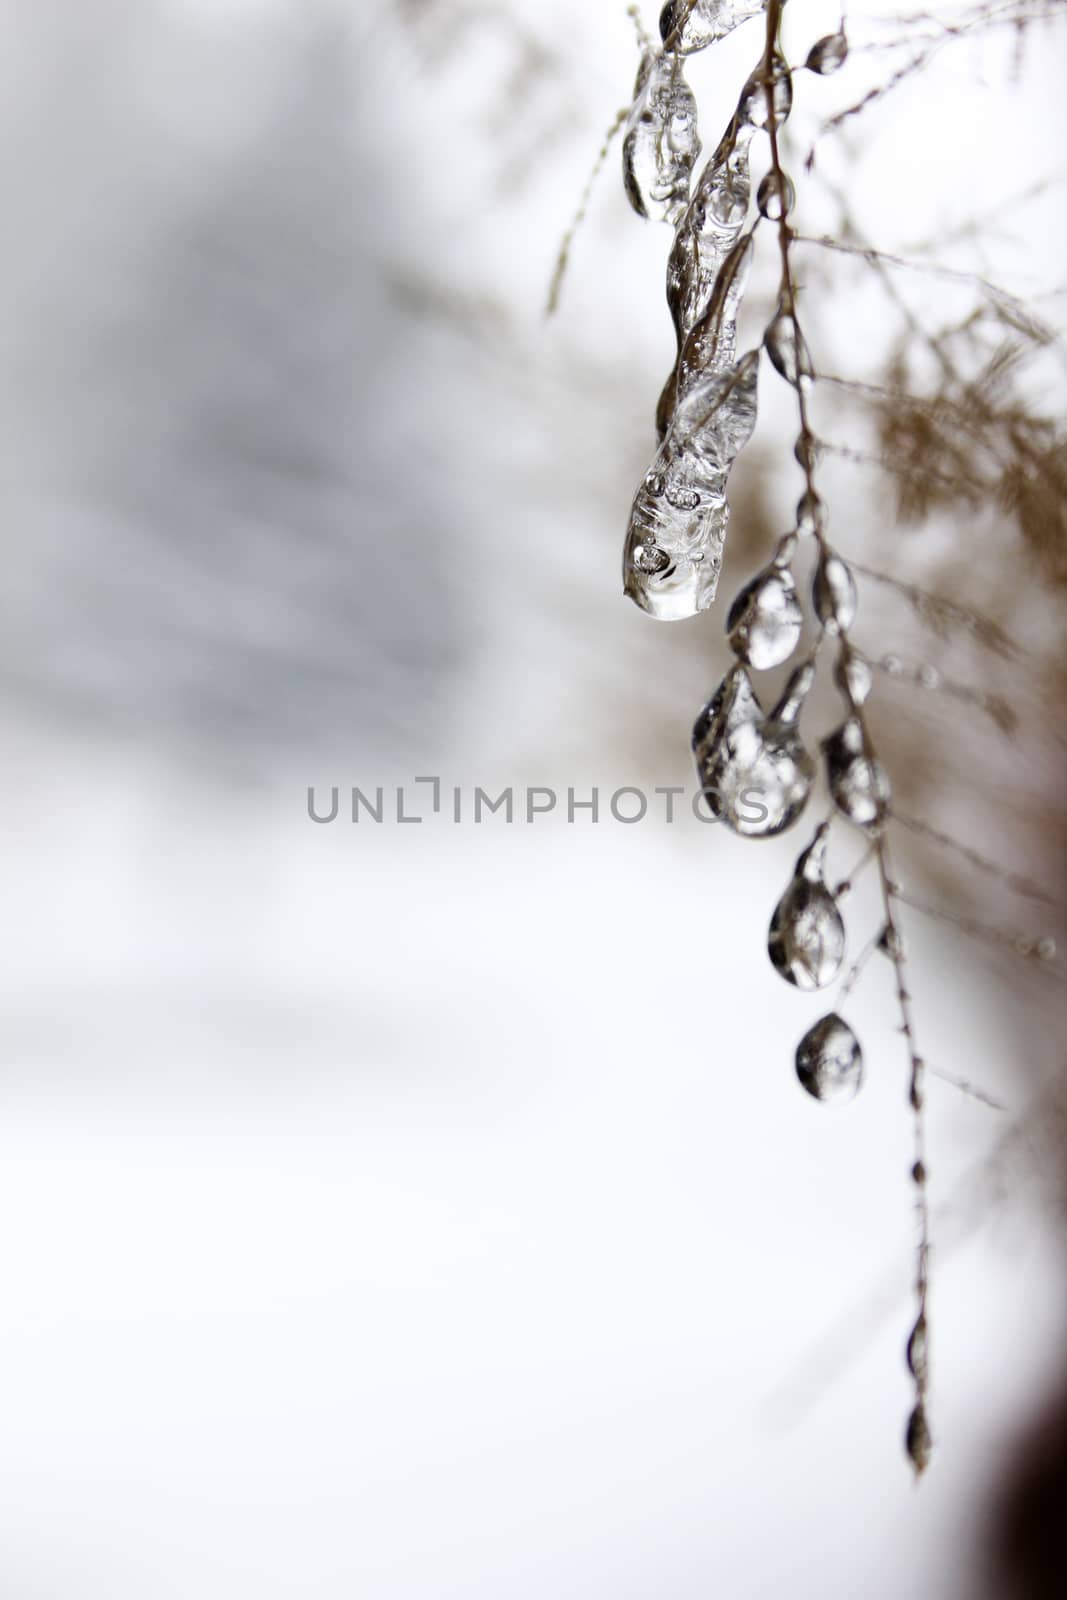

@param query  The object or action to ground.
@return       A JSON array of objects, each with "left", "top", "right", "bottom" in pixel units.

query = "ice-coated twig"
[{"left": 758, "top": 0, "right": 932, "bottom": 1474}]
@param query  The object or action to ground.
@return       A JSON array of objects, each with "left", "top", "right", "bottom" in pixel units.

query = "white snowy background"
[{"left": 2, "top": 1, "right": 1065, "bottom": 1596}]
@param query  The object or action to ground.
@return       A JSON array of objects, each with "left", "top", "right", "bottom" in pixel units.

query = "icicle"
[
  {"left": 625, "top": 351, "right": 759, "bottom": 618},
  {"left": 659, "top": 0, "right": 769, "bottom": 56},
  {"left": 795, "top": 1013, "right": 864, "bottom": 1102},
  {"left": 666, "top": 120, "right": 755, "bottom": 349},
  {"left": 692, "top": 659, "right": 815, "bottom": 836},
  {"left": 623, "top": 50, "right": 701, "bottom": 226},
  {"left": 768, "top": 824, "right": 846, "bottom": 990},
  {"left": 662, "top": 231, "right": 755, "bottom": 434}
]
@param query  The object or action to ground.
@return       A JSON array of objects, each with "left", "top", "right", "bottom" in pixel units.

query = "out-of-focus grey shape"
[{"left": 2, "top": 4, "right": 462, "bottom": 773}]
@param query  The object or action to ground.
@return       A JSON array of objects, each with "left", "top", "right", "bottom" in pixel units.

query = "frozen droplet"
[
  {"left": 833, "top": 650, "right": 872, "bottom": 705},
  {"left": 660, "top": 0, "right": 770, "bottom": 55},
  {"left": 772, "top": 658, "right": 815, "bottom": 725},
  {"left": 882, "top": 653, "right": 904, "bottom": 677},
  {"left": 764, "top": 308, "right": 813, "bottom": 387},
  {"left": 905, "top": 1403, "right": 933, "bottom": 1476},
  {"left": 738, "top": 53, "right": 793, "bottom": 129},
  {"left": 666, "top": 123, "right": 755, "bottom": 346},
  {"left": 824, "top": 717, "right": 892, "bottom": 829},
  {"left": 625, "top": 354, "right": 759, "bottom": 619},
  {"left": 769, "top": 827, "right": 846, "bottom": 990},
  {"left": 756, "top": 169, "right": 794, "bottom": 220},
  {"left": 726, "top": 563, "right": 803, "bottom": 669},
  {"left": 692, "top": 658, "right": 761, "bottom": 749},
  {"left": 796, "top": 489, "right": 825, "bottom": 537},
  {"left": 918, "top": 664, "right": 940, "bottom": 690},
  {"left": 813, "top": 553, "right": 857, "bottom": 633},
  {"left": 795, "top": 1013, "right": 864, "bottom": 1102},
  {"left": 623, "top": 50, "right": 701, "bottom": 225},
  {"left": 773, "top": 531, "right": 798, "bottom": 567},
  {"left": 692, "top": 661, "right": 815, "bottom": 836},
  {"left": 806, "top": 31, "right": 849, "bottom": 75},
  {"left": 794, "top": 432, "right": 821, "bottom": 473},
  {"left": 1038, "top": 937, "right": 1057, "bottom": 961},
  {"left": 906, "top": 1315, "right": 928, "bottom": 1385}
]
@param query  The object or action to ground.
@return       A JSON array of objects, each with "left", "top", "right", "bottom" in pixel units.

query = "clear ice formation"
[
  {"left": 813, "top": 553, "right": 857, "bottom": 634},
  {"left": 833, "top": 650, "right": 872, "bottom": 706},
  {"left": 805, "top": 31, "right": 849, "bottom": 76},
  {"left": 666, "top": 120, "right": 755, "bottom": 354},
  {"left": 664, "top": 231, "right": 755, "bottom": 432},
  {"left": 764, "top": 305, "right": 813, "bottom": 388},
  {"left": 692, "top": 659, "right": 815, "bottom": 836},
  {"left": 737, "top": 51, "right": 793, "bottom": 130},
  {"left": 906, "top": 1403, "right": 933, "bottom": 1475},
  {"left": 622, "top": 50, "right": 701, "bottom": 226},
  {"left": 624, "top": 351, "right": 759, "bottom": 618},
  {"left": 795, "top": 1012, "right": 864, "bottom": 1102},
  {"left": 906, "top": 1315, "right": 929, "bottom": 1387},
  {"left": 726, "top": 556, "right": 803, "bottom": 669},
  {"left": 756, "top": 168, "right": 794, "bottom": 220},
  {"left": 823, "top": 716, "right": 892, "bottom": 829},
  {"left": 660, "top": 0, "right": 770, "bottom": 56},
  {"left": 621, "top": 27, "right": 796, "bottom": 618},
  {"left": 768, "top": 826, "right": 846, "bottom": 990}
]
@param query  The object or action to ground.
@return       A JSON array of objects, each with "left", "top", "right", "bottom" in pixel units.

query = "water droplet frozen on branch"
[
  {"left": 805, "top": 32, "right": 849, "bottom": 77},
  {"left": 824, "top": 717, "right": 892, "bottom": 829},
  {"left": 726, "top": 562, "right": 803, "bottom": 669},
  {"left": 769, "top": 826, "right": 847, "bottom": 990},
  {"left": 692, "top": 659, "right": 816, "bottom": 836},
  {"left": 795, "top": 1013, "right": 864, "bottom": 1102},
  {"left": 660, "top": 0, "right": 771, "bottom": 56},
  {"left": 622, "top": 49, "right": 701, "bottom": 225},
  {"left": 625, "top": 352, "right": 759, "bottom": 618}
]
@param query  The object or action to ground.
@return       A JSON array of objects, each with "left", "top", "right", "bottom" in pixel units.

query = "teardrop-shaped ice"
[
  {"left": 768, "top": 826, "right": 846, "bottom": 989},
  {"left": 796, "top": 488, "right": 825, "bottom": 537},
  {"left": 764, "top": 308, "right": 814, "bottom": 387},
  {"left": 905, "top": 1402, "right": 933, "bottom": 1476},
  {"left": 692, "top": 657, "right": 762, "bottom": 749},
  {"left": 824, "top": 717, "right": 892, "bottom": 829},
  {"left": 756, "top": 168, "right": 795, "bottom": 220},
  {"left": 660, "top": 0, "right": 769, "bottom": 55},
  {"left": 666, "top": 121, "right": 755, "bottom": 347},
  {"left": 737, "top": 52, "right": 793, "bottom": 129},
  {"left": 726, "top": 562, "right": 803, "bottom": 668},
  {"left": 906, "top": 1314, "right": 929, "bottom": 1387},
  {"left": 806, "top": 31, "right": 849, "bottom": 75},
  {"left": 795, "top": 1013, "right": 864, "bottom": 1102},
  {"left": 813, "top": 553, "right": 857, "bottom": 633},
  {"left": 625, "top": 353, "right": 759, "bottom": 618},
  {"left": 693, "top": 660, "right": 815, "bottom": 836},
  {"left": 833, "top": 649, "right": 872, "bottom": 706},
  {"left": 623, "top": 50, "right": 701, "bottom": 225}
]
